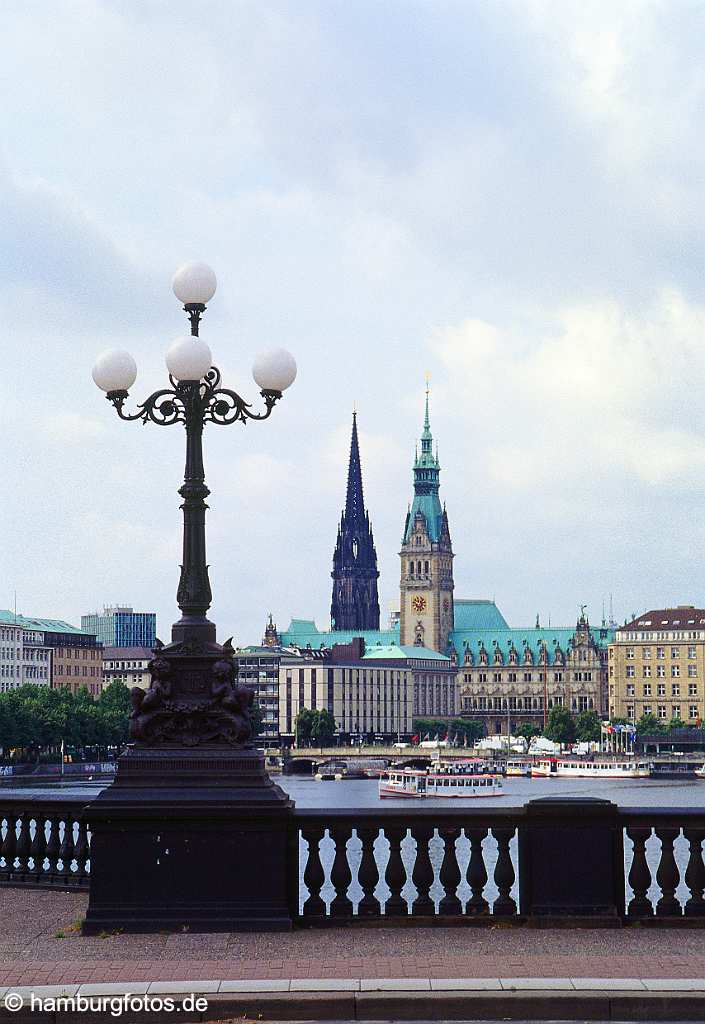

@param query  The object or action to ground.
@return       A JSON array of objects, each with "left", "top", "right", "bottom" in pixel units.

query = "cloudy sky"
[{"left": 3, "top": 0, "right": 705, "bottom": 643}]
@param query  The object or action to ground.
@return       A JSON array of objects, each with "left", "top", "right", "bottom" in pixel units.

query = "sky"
[{"left": 3, "top": 0, "right": 705, "bottom": 644}]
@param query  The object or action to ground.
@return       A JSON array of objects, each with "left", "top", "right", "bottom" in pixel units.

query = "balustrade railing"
[
  {"left": 3, "top": 793, "right": 705, "bottom": 924},
  {"left": 0, "top": 798, "right": 89, "bottom": 890},
  {"left": 294, "top": 807, "right": 519, "bottom": 922}
]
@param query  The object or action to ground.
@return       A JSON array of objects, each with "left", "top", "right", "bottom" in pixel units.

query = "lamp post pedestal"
[{"left": 83, "top": 638, "right": 295, "bottom": 934}]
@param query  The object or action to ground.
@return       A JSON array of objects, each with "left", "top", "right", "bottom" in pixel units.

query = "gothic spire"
[
  {"left": 331, "top": 411, "right": 380, "bottom": 631},
  {"left": 345, "top": 411, "right": 365, "bottom": 528}
]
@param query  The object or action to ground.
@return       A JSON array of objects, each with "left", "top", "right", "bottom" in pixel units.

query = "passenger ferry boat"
[
  {"left": 531, "top": 757, "right": 651, "bottom": 779},
  {"left": 379, "top": 762, "right": 503, "bottom": 799},
  {"left": 506, "top": 759, "right": 532, "bottom": 777}
]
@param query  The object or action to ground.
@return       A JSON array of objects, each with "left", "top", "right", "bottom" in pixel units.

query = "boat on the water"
[
  {"left": 531, "top": 757, "right": 651, "bottom": 779},
  {"left": 379, "top": 761, "right": 503, "bottom": 798},
  {"left": 694, "top": 765, "right": 705, "bottom": 778},
  {"left": 506, "top": 759, "right": 532, "bottom": 777}
]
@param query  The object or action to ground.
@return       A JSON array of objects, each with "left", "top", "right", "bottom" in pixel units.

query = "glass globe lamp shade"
[
  {"left": 252, "top": 348, "right": 297, "bottom": 392},
  {"left": 165, "top": 335, "right": 213, "bottom": 381},
  {"left": 92, "top": 349, "right": 138, "bottom": 392},
  {"left": 172, "top": 262, "right": 217, "bottom": 305}
]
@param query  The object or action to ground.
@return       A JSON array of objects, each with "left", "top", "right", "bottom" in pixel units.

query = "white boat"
[
  {"left": 379, "top": 763, "right": 503, "bottom": 799},
  {"left": 694, "top": 765, "right": 705, "bottom": 778},
  {"left": 531, "top": 757, "right": 651, "bottom": 779},
  {"left": 506, "top": 759, "right": 532, "bottom": 777}
]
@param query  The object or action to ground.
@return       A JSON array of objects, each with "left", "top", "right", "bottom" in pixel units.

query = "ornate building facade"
[
  {"left": 399, "top": 389, "right": 455, "bottom": 654},
  {"left": 276, "top": 389, "right": 615, "bottom": 737},
  {"left": 330, "top": 412, "right": 381, "bottom": 631}
]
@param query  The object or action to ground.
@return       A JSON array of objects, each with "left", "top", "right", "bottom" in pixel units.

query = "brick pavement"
[{"left": 2, "top": 888, "right": 705, "bottom": 988}]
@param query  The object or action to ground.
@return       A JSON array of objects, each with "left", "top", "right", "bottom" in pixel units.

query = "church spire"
[
  {"left": 331, "top": 411, "right": 380, "bottom": 631},
  {"left": 345, "top": 411, "right": 365, "bottom": 528}
]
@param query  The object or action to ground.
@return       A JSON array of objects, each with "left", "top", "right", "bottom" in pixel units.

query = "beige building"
[
  {"left": 102, "top": 647, "right": 152, "bottom": 691},
  {"left": 609, "top": 607, "right": 705, "bottom": 726},
  {"left": 278, "top": 638, "right": 455, "bottom": 743}
]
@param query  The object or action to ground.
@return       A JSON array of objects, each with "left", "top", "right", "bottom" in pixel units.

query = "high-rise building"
[
  {"left": 330, "top": 412, "right": 380, "bottom": 631},
  {"left": 81, "top": 606, "right": 156, "bottom": 649},
  {"left": 399, "top": 386, "right": 454, "bottom": 653}
]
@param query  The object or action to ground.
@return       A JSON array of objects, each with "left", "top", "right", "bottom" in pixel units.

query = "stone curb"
[{"left": 0, "top": 979, "right": 704, "bottom": 1021}]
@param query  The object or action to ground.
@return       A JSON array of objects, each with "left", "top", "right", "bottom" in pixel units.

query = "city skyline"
[{"left": 3, "top": 2, "right": 705, "bottom": 644}]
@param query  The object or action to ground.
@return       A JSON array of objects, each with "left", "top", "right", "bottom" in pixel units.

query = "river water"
[{"left": 5, "top": 775, "right": 704, "bottom": 913}]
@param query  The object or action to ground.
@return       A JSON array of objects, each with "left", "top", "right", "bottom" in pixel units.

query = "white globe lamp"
[
  {"left": 92, "top": 349, "right": 138, "bottom": 392},
  {"left": 165, "top": 336, "right": 213, "bottom": 381},
  {"left": 252, "top": 348, "right": 297, "bottom": 393},
  {"left": 172, "top": 262, "right": 217, "bottom": 305}
]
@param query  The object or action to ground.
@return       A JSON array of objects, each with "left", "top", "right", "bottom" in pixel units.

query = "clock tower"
[{"left": 399, "top": 387, "right": 454, "bottom": 653}]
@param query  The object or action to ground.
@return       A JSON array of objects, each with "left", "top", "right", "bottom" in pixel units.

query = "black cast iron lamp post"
[
  {"left": 91, "top": 261, "right": 296, "bottom": 657},
  {"left": 83, "top": 262, "right": 297, "bottom": 934}
]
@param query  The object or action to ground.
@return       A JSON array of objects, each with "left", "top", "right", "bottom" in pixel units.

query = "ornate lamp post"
[{"left": 83, "top": 263, "right": 297, "bottom": 934}]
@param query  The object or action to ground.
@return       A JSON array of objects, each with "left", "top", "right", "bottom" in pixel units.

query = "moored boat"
[
  {"left": 531, "top": 757, "right": 650, "bottom": 779},
  {"left": 506, "top": 759, "right": 532, "bottom": 777}
]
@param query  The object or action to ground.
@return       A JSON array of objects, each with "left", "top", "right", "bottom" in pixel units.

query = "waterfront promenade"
[{"left": 4, "top": 888, "right": 705, "bottom": 1021}]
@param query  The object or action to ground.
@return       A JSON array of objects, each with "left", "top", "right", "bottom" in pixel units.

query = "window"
[
  {"left": 643, "top": 665, "right": 651, "bottom": 678},
  {"left": 643, "top": 705, "right": 652, "bottom": 715},
  {"left": 657, "top": 665, "right": 665, "bottom": 678},
  {"left": 626, "top": 683, "right": 635, "bottom": 696},
  {"left": 658, "top": 705, "right": 667, "bottom": 719},
  {"left": 688, "top": 646, "right": 697, "bottom": 659},
  {"left": 671, "top": 647, "right": 680, "bottom": 659},
  {"left": 657, "top": 683, "right": 666, "bottom": 696},
  {"left": 690, "top": 705, "right": 699, "bottom": 720},
  {"left": 672, "top": 706, "right": 681, "bottom": 719},
  {"left": 657, "top": 647, "right": 665, "bottom": 659},
  {"left": 626, "top": 665, "right": 635, "bottom": 678},
  {"left": 626, "top": 647, "right": 634, "bottom": 659},
  {"left": 642, "top": 647, "right": 651, "bottom": 659},
  {"left": 689, "top": 683, "right": 698, "bottom": 696},
  {"left": 672, "top": 682, "right": 680, "bottom": 696},
  {"left": 672, "top": 665, "right": 680, "bottom": 678},
  {"left": 642, "top": 683, "right": 651, "bottom": 697},
  {"left": 627, "top": 704, "right": 635, "bottom": 719},
  {"left": 688, "top": 664, "right": 698, "bottom": 677}
]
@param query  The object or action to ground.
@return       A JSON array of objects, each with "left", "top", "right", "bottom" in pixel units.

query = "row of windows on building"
[
  {"left": 0, "top": 648, "right": 21, "bottom": 661},
  {"left": 462, "top": 671, "right": 584, "bottom": 683},
  {"left": 462, "top": 695, "right": 595, "bottom": 712},
  {"left": 625, "top": 704, "right": 700, "bottom": 720},
  {"left": 54, "top": 665, "right": 100, "bottom": 677},
  {"left": 620, "top": 682, "right": 699, "bottom": 696},
  {"left": 621, "top": 645, "right": 700, "bottom": 659},
  {"left": 0, "top": 628, "right": 20, "bottom": 641},
  {"left": 621, "top": 664, "right": 696, "bottom": 678},
  {"left": 55, "top": 647, "right": 100, "bottom": 659}
]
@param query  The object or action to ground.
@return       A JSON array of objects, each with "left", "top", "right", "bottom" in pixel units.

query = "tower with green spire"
[{"left": 399, "top": 385, "right": 454, "bottom": 653}]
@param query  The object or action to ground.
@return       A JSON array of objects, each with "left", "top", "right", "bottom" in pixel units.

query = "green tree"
[
  {"left": 669, "top": 717, "right": 686, "bottom": 731},
  {"left": 311, "top": 709, "right": 336, "bottom": 746},
  {"left": 575, "top": 710, "right": 602, "bottom": 743},
  {"left": 450, "top": 719, "right": 485, "bottom": 744},
  {"left": 294, "top": 708, "right": 315, "bottom": 745},
  {"left": 636, "top": 712, "right": 664, "bottom": 735},
  {"left": 544, "top": 706, "right": 576, "bottom": 745},
  {"left": 517, "top": 722, "right": 541, "bottom": 742}
]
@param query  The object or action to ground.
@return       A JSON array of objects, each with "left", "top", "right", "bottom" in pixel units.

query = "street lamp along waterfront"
[{"left": 83, "top": 263, "right": 297, "bottom": 934}]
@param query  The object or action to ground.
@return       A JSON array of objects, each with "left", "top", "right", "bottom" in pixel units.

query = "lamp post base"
[{"left": 83, "top": 745, "right": 295, "bottom": 934}]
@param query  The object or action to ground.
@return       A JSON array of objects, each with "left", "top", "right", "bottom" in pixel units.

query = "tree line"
[{"left": 0, "top": 682, "right": 131, "bottom": 761}]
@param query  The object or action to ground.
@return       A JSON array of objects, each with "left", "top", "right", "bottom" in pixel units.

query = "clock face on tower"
[{"left": 412, "top": 595, "right": 427, "bottom": 613}]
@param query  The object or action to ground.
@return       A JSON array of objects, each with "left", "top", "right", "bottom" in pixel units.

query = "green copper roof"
[
  {"left": 280, "top": 621, "right": 400, "bottom": 650},
  {"left": 0, "top": 609, "right": 88, "bottom": 635},
  {"left": 453, "top": 600, "right": 509, "bottom": 630},
  {"left": 450, "top": 625, "right": 615, "bottom": 665},
  {"left": 363, "top": 643, "right": 450, "bottom": 662},
  {"left": 403, "top": 387, "right": 444, "bottom": 545}
]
